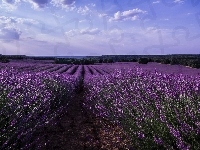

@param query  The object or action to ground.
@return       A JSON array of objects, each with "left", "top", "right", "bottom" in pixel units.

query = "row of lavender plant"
[
  {"left": 72, "top": 65, "right": 84, "bottom": 92},
  {"left": 0, "top": 63, "right": 38, "bottom": 71},
  {"left": 53, "top": 65, "right": 72, "bottom": 74},
  {"left": 84, "top": 68, "right": 200, "bottom": 149},
  {"left": 64, "top": 65, "right": 79, "bottom": 75},
  {"left": 0, "top": 67, "right": 77, "bottom": 149},
  {"left": 87, "top": 65, "right": 99, "bottom": 75},
  {"left": 90, "top": 65, "right": 109, "bottom": 75},
  {"left": 83, "top": 65, "right": 93, "bottom": 84},
  {"left": 44, "top": 65, "right": 64, "bottom": 73},
  {"left": 94, "top": 62, "right": 200, "bottom": 76},
  {"left": 0, "top": 62, "right": 51, "bottom": 73}
]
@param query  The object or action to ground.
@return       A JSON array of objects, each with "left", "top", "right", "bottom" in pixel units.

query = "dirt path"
[
  {"left": 25, "top": 66, "right": 133, "bottom": 150},
  {"left": 29, "top": 91, "right": 133, "bottom": 150}
]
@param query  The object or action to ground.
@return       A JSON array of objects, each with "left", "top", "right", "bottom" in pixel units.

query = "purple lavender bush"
[
  {"left": 0, "top": 67, "right": 77, "bottom": 149},
  {"left": 84, "top": 68, "right": 200, "bottom": 150}
]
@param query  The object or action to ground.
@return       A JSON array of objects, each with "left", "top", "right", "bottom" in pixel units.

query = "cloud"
[
  {"left": 3, "top": 0, "right": 20, "bottom": 4},
  {"left": 0, "top": 16, "right": 39, "bottom": 42},
  {"left": 0, "top": 16, "right": 15, "bottom": 25},
  {"left": 77, "top": 6, "right": 90, "bottom": 15},
  {"left": 16, "top": 18, "right": 39, "bottom": 24},
  {"left": 2, "top": 0, "right": 76, "bottom": 10},
  {"left": 88, "top": 3, "right": 95, "bottom": 7},
  {"left": 52, "top": 13, "right": 64, "bottom": 18},
  {"left": 174, "top": 0, "right": 184, "bottom": 4},
  {"left": 5, "top": 0, "right": 16, "bottom": 4},
  {"left": 79, "top": 19, "right": 86, "bottom": 23},
  {"left": 98, "top": 13, "right": 108, "bottom": 18},
  {"left": 65, "top": 29, "right": 79, "bottom": 37},
  {"left": 160, "top": 18, "right": 169, "bottom": 21},
  {"left": 25, "top": 0, "right": 49, "bottom": 9},
  {"left": 0, "top": 0, "right": 20, "bottom": 10},
  {"left": 62, "top": 0, "right": 75, "bottom": 5},
  {"left": 50, "top": 0, "right": 76, "bottom": 10},
  {"left": 153, "top": 1, "right": 160, "bottom": 4},
  {"left": 109, "top": 8, "right": 147, "bottom": 22},
  {"left": 146, "top": 27, "right": 158, "bottom": 33},
  {"left": 80, "top": 28, "right": 101, "bottom": 35},
  {"left": 65, "top": 28, "right": 101, "bottom": 37},
  {"left": 0, "top": 27, "right": 21, "bottom": 42},
  {"left": 0, "top": 16, "right": 39, "bottom": 25},
  {"left": 77, "top": 3, "right": 96, "bottom": 15}
]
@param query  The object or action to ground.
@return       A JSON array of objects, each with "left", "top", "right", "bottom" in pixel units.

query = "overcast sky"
[{"left": 0, "top": 0, "right": 199, "bottom": 56}]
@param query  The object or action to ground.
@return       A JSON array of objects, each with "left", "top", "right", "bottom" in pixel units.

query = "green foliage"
[
  {"left": 54, "top": 58, "right": 96, "bottom": 65},
  {"left": 138, "top": 57, "right": 149, "bottom": 64},
  {"left": 131, "top": 58, "right": 137, "bottom": 62},
  {"left": 160, "top": 59, "right": 171, "bottom": 64},
  {"left": 155, "top": 59, "right": 161, "bottom": 63},
  {"left": 42, "top": 78, "right": 73, "bottom": 110},
  {"left": 0, "top": 56, "right": 10, "bottom": 63},
  {"left": 170, "top": 57, "right": 179, "bottom": 65},
  {"left": 187, "top": 59, "right": 200, "bottom": 68}
]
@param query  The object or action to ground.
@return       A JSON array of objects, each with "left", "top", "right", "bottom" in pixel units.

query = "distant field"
[{"left": 1, "top": 61, "right": 199, "bottom": 75}]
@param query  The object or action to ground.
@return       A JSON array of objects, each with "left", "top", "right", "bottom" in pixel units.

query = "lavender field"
[{"left": 0, "top": 61, "right": 200, "bottom": 150}]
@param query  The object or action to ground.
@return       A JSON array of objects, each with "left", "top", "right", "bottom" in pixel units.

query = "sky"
[{"left": 0, "top": 0, "right": 199, "bottom": 56}]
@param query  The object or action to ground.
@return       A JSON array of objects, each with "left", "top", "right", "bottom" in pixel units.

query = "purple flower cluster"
[
  {"left": 84, "top": 68, "right": 200, "bottom": 149},
  {"left": 0, "top": 67, "right": 78, "bottom": 149},
  {"left": 95, "top": 62, "right": 200, "bottom": 76}
]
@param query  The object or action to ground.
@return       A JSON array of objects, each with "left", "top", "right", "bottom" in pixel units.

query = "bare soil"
[{"left": 30, "top": 92, "right": 133, "bottom": 150}]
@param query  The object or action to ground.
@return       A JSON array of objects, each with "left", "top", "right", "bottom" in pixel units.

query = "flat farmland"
[
  {"left": 0, "top": 61, "right": 200, "bottom": 150},
  {"left": 92, "top": 62, "right": 200, "bottom": 76}
]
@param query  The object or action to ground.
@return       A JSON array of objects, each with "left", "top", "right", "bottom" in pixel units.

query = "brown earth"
[{"left": 29, "top": 92, "right": 134, "bottom": 150}]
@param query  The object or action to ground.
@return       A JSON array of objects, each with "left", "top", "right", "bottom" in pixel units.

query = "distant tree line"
[
  {"left": 31, "top": 57, "right": 55, "bottom": 60},
  {"left": 0, "top": 54, "right": 200, "bottom": 69},
  {"left": 152, "top": 56, "right": 200, "bottom": 68},
  {"left": 54, "top": 57, "right": 116, "bottom": 65},
  {"left": 54, "top": 55, "right": 200, "bottom": 68},
  {"left": 0, "top": 55, "right": 10, "bottom": 63}
]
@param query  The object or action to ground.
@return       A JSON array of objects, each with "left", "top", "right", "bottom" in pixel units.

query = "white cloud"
[
  {"left": 160, "top": 18, "right": 169, "bottom": 21},
  {"left": 50, "top": 0, "right": 76, "bottom": 10},
  {"left": 88, "top": 3, "right": 95, "bottom": 7},
  {"left": 77, "top": 6, "right": 90, "bottom": 15},
  {"left": 109, "top": 8, "right": 147, "bottom": 22},
  {"left": 1, "top": 0, "right": 77, "bottom": 10},
  {"left": 145, "top": 27, "right": 158, "bottom": 33},
  {"left": 98, "top": 13, "right": 108, "bottom": 18},
  {"left": 4, "top": 0, "right": 18, "bottom": 4},
  {"left": 0, "top": 16, "right": 39, "bottom": 42},
  {"left": 77, "top": 3, "right": 96, "bottom": 15},
  {"left": 0, "top": 27, "right": 21, "bottom": 42},
  {"left": 0, "top": 16, "right": 15, "bottom": 25},
  {"left": 79, "top": 19, "right": 86, "bottom": 23},
  {"left": 153, "top": 1, "right": 160, "bottom": 4},
  {"left": 65, "top": 29, "right": 79, "bottom": 37},
  {"left": 52, "top": 13, "right": 64, "bottom": 18},
  {"left": 80, "top": 28, "right": 101, "bottom": 35},
  {"left": 65, "top": 28, "right": 101, "bottom": 37},
  {"left": 174, "top": 0, "right": 184, "bottom": 4},
  {"left": 24, "top": 0, "right": 49, "bottom": 9},
  {"left": 0, "top": 0, "right": 20, "bottom": 10},
  {"left": 0, "top": 16, "right": 39, "bottom": 25},
  {"left": 106, "top": 28, "right": 124, "bottom": 36},
  {"left": 16, "top": 18, "right": 39, "bottom": 24},
  {"left": 61, "top": 0, "right": 75, "bottom": 5}
]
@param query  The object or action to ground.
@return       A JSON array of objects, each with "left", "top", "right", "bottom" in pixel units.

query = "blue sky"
[{"left": 0, "top": 0, "right": 199, "bottom": 56}]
